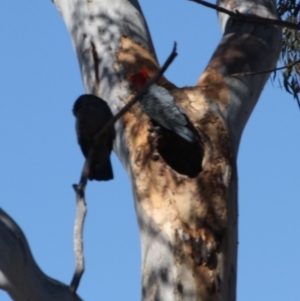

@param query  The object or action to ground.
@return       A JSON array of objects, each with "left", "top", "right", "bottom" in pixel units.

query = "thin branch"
[
  {"left": 69, "top": 150, "right": 92, "bottom": 293},
  {"left": 94, "top": 42, "right": 178, "bottom": 143},
  {"left": 69, "top": 182, "right": 87, "bottom": 293},
  {"left": 231, "top": 58, "right": 300, "bottom": 77},
  {"left": 189, "top": 0, "right": 300, "bottom": 31}
]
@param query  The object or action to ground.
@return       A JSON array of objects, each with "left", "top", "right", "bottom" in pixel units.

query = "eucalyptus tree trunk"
[
  {"left": 0, "top": 0, "right": 281, "bottom": 300},
  {"left": 53, "top": 0, "right": 281, "bottom": 300}
]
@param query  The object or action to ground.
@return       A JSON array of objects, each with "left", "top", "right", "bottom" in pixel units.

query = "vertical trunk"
[{"left": 53, "top": 0, "right": 281, "bottom": 300}]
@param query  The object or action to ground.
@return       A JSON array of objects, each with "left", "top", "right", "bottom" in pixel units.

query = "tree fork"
[{"left": 53, "top": 0, "right": 282, "bottom": 300}]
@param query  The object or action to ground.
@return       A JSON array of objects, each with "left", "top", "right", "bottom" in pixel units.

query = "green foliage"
[{"left": 277, "top": 0, "right": 300, "bottom": 106}]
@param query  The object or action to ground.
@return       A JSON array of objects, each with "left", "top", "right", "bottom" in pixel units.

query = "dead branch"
[
  {"left": 69, "top": 152, "right": 91, "bottom": 293},
  {"left": 189, "top": 0, "right": 300, "bottom": 30},
  {"left": 69, "top": 183, "right": 87, "bottom": 293}
]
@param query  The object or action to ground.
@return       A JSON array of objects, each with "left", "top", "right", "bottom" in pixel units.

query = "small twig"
[
  {"left": 93, "top": 42, "right": 178, "bottom": 142},
  {"left": 231, "top": 58, "right": 300, "bottom": 77},
  {"left": 188, "top": 0, "right": 300, "bottom": 31},
  {"left": 189, "top": 0, "right": 300, "bottom": 78}
]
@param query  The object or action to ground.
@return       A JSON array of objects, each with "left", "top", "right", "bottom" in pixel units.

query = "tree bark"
[
  {"left": 0, "top": 209, "right": 83, "bottom": 301},
  {"left": 0, "top": 0, "right": 281, "bottom": 300},
  {"left": 53, "top": 0, "right": 281, "bottom": 300}
]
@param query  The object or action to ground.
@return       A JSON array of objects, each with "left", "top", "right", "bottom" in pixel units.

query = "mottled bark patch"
[
  {"left": 122, "top": 81, "right": 232, "bottom": 298},
  {"left": 116, "top": 36, "right": 175, "bottom": 88},
  {"left": 118, "top": 36, "right": 232, "bottom": 300},
  {"left": 197, "top": 70, "right": 230, "bottom": 108}
]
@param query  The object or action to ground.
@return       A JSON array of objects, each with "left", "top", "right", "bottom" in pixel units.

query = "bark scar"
[{"left": 91, "top": 41, "right": 100, "bottom": 88}]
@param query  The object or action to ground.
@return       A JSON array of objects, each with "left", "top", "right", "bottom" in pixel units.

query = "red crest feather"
[{"left": 129, "top": 67, "right": 150, "bottom": 89}]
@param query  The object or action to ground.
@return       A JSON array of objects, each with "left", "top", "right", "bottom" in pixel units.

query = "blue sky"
[{"left": 0, "top": 1, "right": 299, "bottom": 300}]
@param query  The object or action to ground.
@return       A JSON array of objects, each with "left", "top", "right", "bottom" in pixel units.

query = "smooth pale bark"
[
  {"left": 0, "top": 209, "right": 83, "bottom": 301},
  {"left": 0, "top": 0, "right": 281, "bottom": 300},
  {"left": 214, "top": 0, "right": 281, "bottom": 149}
]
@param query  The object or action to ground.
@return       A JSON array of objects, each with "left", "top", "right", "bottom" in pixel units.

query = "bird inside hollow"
[
  {"left": 129, "top": 68, "right": 200, "bottom": 145},
  {"left": 73, "top": 94, "right": 115, "bottom": 181},
  {"left": 129, "top": 68, "right": 204, "bottom": 177}
]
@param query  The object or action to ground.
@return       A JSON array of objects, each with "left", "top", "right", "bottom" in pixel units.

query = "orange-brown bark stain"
[{"left": 117, "top": 35, "right": 233, "bottom": 301}]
